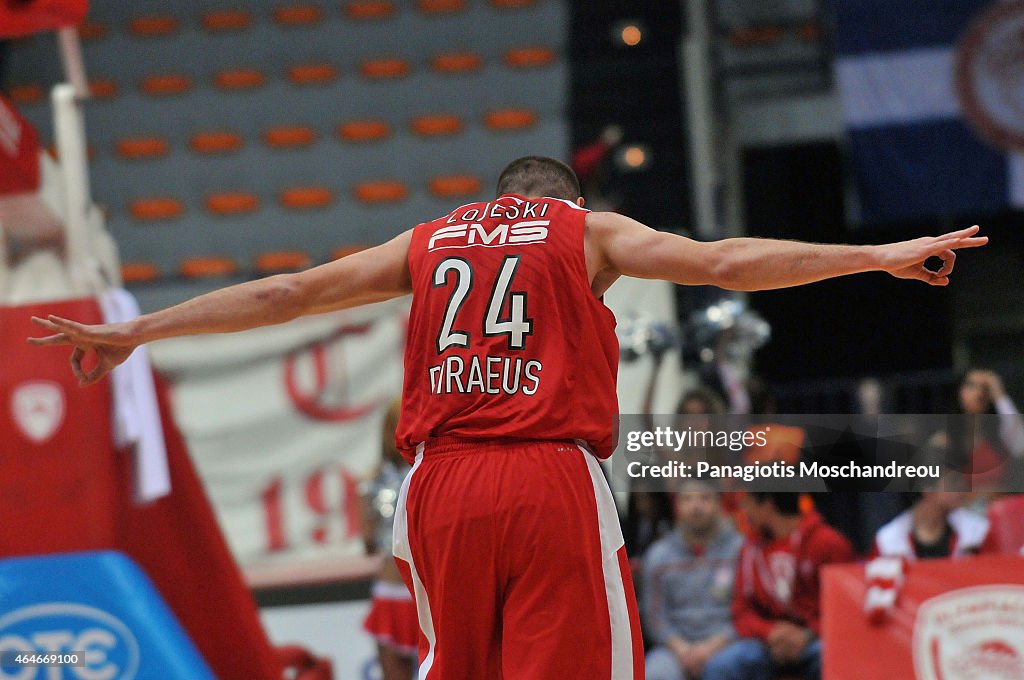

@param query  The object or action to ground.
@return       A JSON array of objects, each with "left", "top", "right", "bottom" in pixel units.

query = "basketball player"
[{"left": 29, "top": 157, "right": 987, "bottom": 679}]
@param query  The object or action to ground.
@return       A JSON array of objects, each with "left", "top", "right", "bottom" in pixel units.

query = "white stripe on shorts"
[{"left": 579, "top": 445, "right": 634, "bottom": 679}]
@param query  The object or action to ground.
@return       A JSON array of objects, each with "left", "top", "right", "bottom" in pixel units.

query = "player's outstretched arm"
[
  {"left": 587, "top": 212, "right": 987, "bottom": 291},
  {"left": 28, "top": 230, "right": 413, "bottom": 385}
]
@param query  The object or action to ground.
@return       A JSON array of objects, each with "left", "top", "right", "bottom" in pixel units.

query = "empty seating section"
[{"left": 4, "top": 0, "right": 569, "bottom": 279}]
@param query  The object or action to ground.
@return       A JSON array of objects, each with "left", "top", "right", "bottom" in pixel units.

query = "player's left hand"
[
  {"left": 877, "top": 225, "right": 987, "bottom": 286},
  {"left": 27, "top": 315, "right": 139, "bottom": 386}
]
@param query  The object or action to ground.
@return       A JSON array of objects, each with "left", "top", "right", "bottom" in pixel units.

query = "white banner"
[{"left": 150, "top": 301, "right": 407, "bottom": 569}]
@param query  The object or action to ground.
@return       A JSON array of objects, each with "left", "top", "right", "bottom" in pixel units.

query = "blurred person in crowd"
[
  {"left": 871, "top": 490, "right": 993, "bottom": 560},
  {"left": 644, "top": 479, "right": 741, "bottom": 680},
  {"left": 30, "top": 155, "right": 988, "bottom": 678},
  {"left": 572, "top": 124, "right": 624, "bottom": 213},
  {"left": 361, "top": 399, "right": 418, "bottom": 680},
  {"left": 703, "top": 493, "right": 854, "bottom": 680}
]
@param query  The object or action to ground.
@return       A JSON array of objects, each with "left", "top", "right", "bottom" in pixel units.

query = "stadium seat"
[
  {"left": 255, "top": 251, "right": 312, "bottom": 273},
  {"left": 429, "top": 174, "right": 482, "bottom": 198},
  {"left": 273, "top": 5, "right": 325, "bottom": 26},
  {"left": 130, "top": 197, "right": 185, "bottom": 221},
  {"left": 180, "top": 256, "right": 238, "bottom": 278},
  {"left": 8, "top": 83, "right": 44, "bottom": 105},
  {"left": 411, "top": 114, "right": 463, "bottom": 137},
  {"left": 355, "top": 180, "right": 408, "bottom": 204},
  {"left": 490, "top": 0, "right": 536, "bottom": 8},
  {"left": 484, "top": 108, "right": 537, "bottom": 130},
  {"left": 121, "top": 262, "right": 162, "bottom": 283},
  {"left": 116, "top": 136, "right": 170, "bottom": 160},
  {"left": 360, "top": 58, "right": 411, "bottom": 79},
  {"left": 504, "top": 46, "right": 555, "bottom": 69},
  {"left": 417, "top": 0, "right": 466, "bottom": 14},
  {"left": 190, "top": 131, "right": 244, "bottom": 154},
  {"left": 345, "top": 1, "right": 397, "bottom": 20},
  {"left": 128, "top": 15, "right": 180, "bottom": 38},
  {"left": 206, "top": 192, "right": 261, "bottom": 215},
  {"left": 337, "top": 120, "right": 392, "bottom": 142},
  {"left": 202, "top": 9, "right": 253, "bottom": 33},
  {"left": 78, "top": 21, "right": 108, "bottom": 41},
  {"left": 140, "top": 74, "right": 193, "bottom": 96},
  {"left": 797, "top": 20, "right": 823, "bottom": 42},
  {"left": 432, "top": 52, "right": 484, "bottom": 74},
  {"left": 729, "top": 25, "right": 785, "bottom": 47},
  {"left": 264, "top": 125, "right": 318, "bottom": 148},
  {"left": 215, "top": 68, "right": 267, "bottom": 90},
  {"left": 287, "top": 63, "right": 340, "bottom": 86},
  {"left": 331, "top": 245, "right": 369, "bottom": 259},
  {"left": 89, "top": 79, "right": 120, "bottom": 99},
  {"left": 280, "top": 186, "right": 334, "bottom": 210},
  {"left": 986, "top": 495, "right": 1024, "bottom": 555}
]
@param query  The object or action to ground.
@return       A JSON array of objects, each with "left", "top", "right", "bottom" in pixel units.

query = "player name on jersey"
[
  {"left": 429, "top": 201, "right": 552, "bottom": 251},
  {"left": 428, "top": 355, "right": 542, "bottom": 395}
]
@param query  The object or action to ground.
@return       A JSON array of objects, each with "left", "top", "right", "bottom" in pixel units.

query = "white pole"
[
  {"left": 57, "top": 27, "right": 90, "bottom": 100},
  {"left": 52, "top": 83, "right": 95, "bottom": 294},
  {"left": 681, "top": 0, "right": 721, "bottom": 240}
]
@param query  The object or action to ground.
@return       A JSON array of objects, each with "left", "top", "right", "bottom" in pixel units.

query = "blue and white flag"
[{"left": 835, "top": 0, "right": 1024, "bottom": 224}]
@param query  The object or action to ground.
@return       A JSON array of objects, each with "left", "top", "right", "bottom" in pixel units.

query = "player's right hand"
[
  {"left": 876, "top": 224, "right": 988, "bottom": 286},
  {"left": 27, "top": 315, "right": 139, "bottom": 386}
]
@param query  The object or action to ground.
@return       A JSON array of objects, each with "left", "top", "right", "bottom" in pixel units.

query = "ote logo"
[{"left": 0, "top": 603, "right": 139, "bottom": 680}]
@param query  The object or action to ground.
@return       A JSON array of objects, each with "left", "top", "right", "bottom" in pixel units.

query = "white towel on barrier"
[{"left": 99, "top": 288, "right": 171, "bottom": 503}]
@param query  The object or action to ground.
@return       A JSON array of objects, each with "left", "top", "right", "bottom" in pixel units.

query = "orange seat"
[
  {"left": 504, "top": 46, "right": 555, "bottom": 69},
  {"left": 484, "top": 108, "right": 537, "bottom": 130},
  {"left": 411, "top": 114, "right": 463, "bottom": 137},
  {"left": 140, "top": 74, "right": 192, "bottom": 96},
  {"left": 255, "top": 251, "right": 311, "bottom": 273},
  {"left": 796, "top": 21, "right": 822, "bottom": 42},
  {"left": 180, "top": 256, "right": 237, "bottom": 279},
  {"left": 215, "top": 68, "right": 266, "bottom": 90},
  {"left": 280, "top": 186, "right": 333, "bottom": 209},
  {"left": 116, "top": 137, "right": 169, "bottom": 160},
  {"left": 8, "top": 84, "right": 44, "bottom": 105},
  {"left": 729, "top": 26, "right": 784, "bottom": 47},
  {"left": 331, "top": 245, "right": 369, "bottom": 260},
  {"left": 417, "top": 0, "right": 466, "bottom": 13},
  {"left": 429, "top": 175, "right": 481, "bottom": 198},
  {"left": 264, "top": 126, "right": 318, "bottom": 148},
  {"left": 345, "top": 1, "right": 397, "bottom": 20},
  {"left": 360, "top": 58, "right": 410, "bottom": 79},
  {"left": 432, "top": 52, "right": 483, "bottom": 74},
  {"left": 128, "top": 15, "right": 180, "bottom": 37},
  {"left": 354, "top": 180, "right": 408, "bottom": 204},
  {"left": 274, "top": 5, "right": 325, "bottom": 25},
  {"left": 121, "top": 262, "right": 161, "bottom": 283},
  {"left": 490, "top": 0, "right": 535, "bottom": 7},
  {"left": 78, "top": 21, "right": 108, "bottom": 41},
  {"left": 202, "top": 10, "right": 253, "bottom": 32},
  {"left": 206, "top": 192, "right": 260, "bottom": 215},
  {"left": 190, "top": 131, "right": 244, "bottom": 154},
  {"left": 337, "top": 120, "right": 391, "bottom": 142},
  {"left": 89, "top": 79, "right": 119, "bottom": 99},
  {"left": 287, "top": 63, "right": 339, "bottom": 86},
  {"left": 129, "top": 197, "right": 184, "bottom": 221}
]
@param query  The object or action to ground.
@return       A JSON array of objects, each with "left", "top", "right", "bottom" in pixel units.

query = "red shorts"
[
  {"left": 392, "top": 437, "right": 643, "bottom": 679},
  {"left": 363, "top": 580, "right": 419, "bottom": 657}
]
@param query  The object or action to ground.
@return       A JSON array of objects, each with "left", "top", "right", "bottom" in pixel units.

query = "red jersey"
[{"left": 395, "top": 195, "right": 619, "bottom": 461}]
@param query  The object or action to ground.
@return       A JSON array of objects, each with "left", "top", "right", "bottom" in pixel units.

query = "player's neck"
[{"left": 768, "top": 514, "right": 802, "bottom": 540}]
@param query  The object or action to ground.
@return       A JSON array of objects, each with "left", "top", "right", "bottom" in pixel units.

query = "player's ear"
[{"left": 576, "top": 196, "right": 585, "bottom": 208}]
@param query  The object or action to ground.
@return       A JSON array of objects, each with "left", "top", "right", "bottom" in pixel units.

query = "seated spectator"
[
  {"left": 872, "top": 491, "right": 992, "bottom": 560},
  {"left": 703, "top": 492, "right": 854, "bottom": 680},
  {"left": 644, "top": 479, "right": 742, "bottom": 680}
]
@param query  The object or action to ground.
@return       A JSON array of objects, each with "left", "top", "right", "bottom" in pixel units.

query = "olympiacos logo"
[
  {"left": 10, "top": 381, "right": 65, "bottom": 444},
  {"left": 913, "top": 585, "right": 1024, "bottom": 680},
  {"left": 0, "top": 603, "right": 140, "bottom": 680}
]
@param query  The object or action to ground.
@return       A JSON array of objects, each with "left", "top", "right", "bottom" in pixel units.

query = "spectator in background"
[
  {"left": 644, "top": 479, "right": 742, "bottom": 680},
  {"left": 361, "top": 400, "right": 418, "bottom": 680},
  {"left": 571, "top": 124, "right": 623, "bottom": 212},
  {"left": 872, "top": 491, "right": 992, "bottom": 560},
  {"left": 703, "top": 493, "right": 854, "bottom": 680}
]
